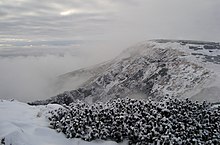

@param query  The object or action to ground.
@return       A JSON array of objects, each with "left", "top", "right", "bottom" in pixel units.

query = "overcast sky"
[
  {"left": 0, "top": 0, "right": 220, "bottom": 101},
  {"left": 1, "top": 0, "right": 220, "bottom": 52}
]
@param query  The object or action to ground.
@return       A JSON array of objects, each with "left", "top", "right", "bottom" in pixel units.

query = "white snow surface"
[{"left": 0, "top": 100, "right": 127, "bottom": 145}]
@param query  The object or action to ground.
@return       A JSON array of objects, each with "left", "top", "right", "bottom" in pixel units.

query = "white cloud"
[{"left": 60, "top": 9, "right": 82, "bottom": 16}]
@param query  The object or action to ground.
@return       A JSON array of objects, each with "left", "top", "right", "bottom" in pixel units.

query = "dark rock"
[
  {"left": 158, "top": 68, "right": 168, "bottom": 77},
  {"left": 189, "top": 46, "right": 203, "bottom": 51}
]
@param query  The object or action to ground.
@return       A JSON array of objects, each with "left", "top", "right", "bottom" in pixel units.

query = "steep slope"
[
  {"left": 30, "top": 39, "right": 220, "bottom": 105},
  {"left": 52, "top": 61, "right": 112, "bottom": 94}
]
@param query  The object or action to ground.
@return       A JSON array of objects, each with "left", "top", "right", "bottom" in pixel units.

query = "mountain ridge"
[{"left": 29, "top": 39, "right": 220, "bottom": 105}]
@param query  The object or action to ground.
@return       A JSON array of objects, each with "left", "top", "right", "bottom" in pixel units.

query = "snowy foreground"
[{"left": 0, "top": 100, "right": 127, "bottom": 145}]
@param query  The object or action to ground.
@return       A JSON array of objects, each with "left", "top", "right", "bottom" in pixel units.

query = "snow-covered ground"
[{"left": 0, "top": 100, "right": 127, "bottom": 145}]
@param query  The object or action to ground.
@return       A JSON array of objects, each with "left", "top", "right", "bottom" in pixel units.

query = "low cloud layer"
[
  {"left": 0, "top": 0, "right": 220, "bottom": 101},
  {"left": 0, "top": 53, "right": 111, "bottom": 102}
]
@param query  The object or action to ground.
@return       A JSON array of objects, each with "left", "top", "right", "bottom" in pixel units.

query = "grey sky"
[
  {"left": 0, "top": 0, "right": 220, "bottom": 102},
  {"left": 1, "top": 0, "right": 220, "bottom": 51}
]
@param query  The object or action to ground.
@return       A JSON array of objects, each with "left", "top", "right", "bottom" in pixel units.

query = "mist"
[{"left": 0, "top": 0, "right": 220, "bottom": 102}]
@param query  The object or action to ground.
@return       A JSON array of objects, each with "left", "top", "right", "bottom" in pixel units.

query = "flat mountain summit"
[{"left": 30, "top": 39, "right": 220, "bottom": 105}]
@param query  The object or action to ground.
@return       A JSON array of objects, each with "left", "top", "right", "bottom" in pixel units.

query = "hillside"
[{"left": 30, "top": 39, "right": 220, "bottom": 105}]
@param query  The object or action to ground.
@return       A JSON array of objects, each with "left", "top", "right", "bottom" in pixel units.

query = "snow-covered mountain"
[
  {"left": 1, "top": 39, "right": 220, "bottom": 145},
  {"left": 30, "top": 39, "right": 220, "bottom": 105}
]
